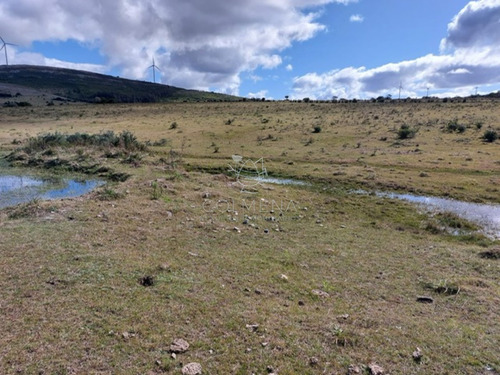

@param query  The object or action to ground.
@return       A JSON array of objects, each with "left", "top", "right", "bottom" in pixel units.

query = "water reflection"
[{"left": 0, "top": 174, "right": 103, "bottom": 209}]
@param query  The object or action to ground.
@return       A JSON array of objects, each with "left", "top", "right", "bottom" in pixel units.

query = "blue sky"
[{"left": 2, "top": 0, "right": 500, "bottom": 99}]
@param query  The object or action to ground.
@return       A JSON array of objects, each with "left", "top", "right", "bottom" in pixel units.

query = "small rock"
[
  {"left": 416, "top": 296, "right": 434, "bottom": 303},
  {"left": 234, "top": 226, "right": 241, "bottom": 233},
  {"left": 254, "top": 289, "right": 263, "bottom": 295},
  {"left": 413, "top": 347, "right": 423, "bottom": 362},
  {"left": 202, "top": 192, "right": 211, "bottom": 199},
  {"left": 171, "top": 352, "right": 177, "bottom": 359},
  {"left": 280, "top": 274, "right": 289, "bottom": 281},
  {"left": 309, "top": 357, "right": 319, "bottom": 366},
  {"left": 159, "top": 263, "right": 171, "bottom": 271},
  {"left": 311, "top": 289, "right": 330, "bottom": 298},
  {"left": 337, "top": 314, "right": 350, "bottom": 321},
  {"left": 170, "top": 338, "right": 190, "bottom": 353},
  {"left": 368, "top": 363, "right": 385, "bottom": 375},
  {"left": 347, "top": 364, "right": 361, "bottom": 374},
  {"left": 182, "top": 362, "right": 202, "bottom": 375},
  {"left": 261, "top": 342, "right": 269, "bottom": 347},
  {"left": 266, "top": 366, "right": 274, "bottom": 373},
  {"left": 246, "top": 324, "right": 259, "bottom": 332}
]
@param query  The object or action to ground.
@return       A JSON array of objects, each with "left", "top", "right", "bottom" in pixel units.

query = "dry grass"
[{"left": 0, "top": 100, "right": 499, "bottom": 374}]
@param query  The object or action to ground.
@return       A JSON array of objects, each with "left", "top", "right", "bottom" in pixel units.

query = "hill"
[{"left": 0, "top": 65, "right": 240, "bottom": 104}]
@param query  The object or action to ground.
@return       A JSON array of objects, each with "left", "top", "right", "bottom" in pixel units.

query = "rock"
[
  {"left": 347, "top": 364, "right": 361, "bottom": 374},
  {"left": 309, "top": 357, "right": 319, "bottom": 366},
  {"left": 266, "top": 365, "right": 275, "bottom": 373},
  {"left": 311, "top": 289, "right": 330, "bottom": 298},
  {"left": 413, "top": 347, "right": 423, "bottom": 362},
  {"left": 159, "top": 263, "right": 171, "bottom": 271},
  {"left": 233, "top": 226, "right": 241, "bottom": 233},
  {"left": 337, "top": 314, "right": 350, "bottom": 321},
  {"left": 202, "top": 192, "right": 211, "bottom": 199},
  {"left": 416, "top": 296, "right": 434, "bottom": 303},
  {"left": 182, "top": 362, "right": 202, "bottom": 375},
  {"left": 280, "top": 274, "right": 289, "bottom": 281},
  {"left": 246, "top": 324, "right": 259, "bottom": 332},
  {"left": 368, "top": 363, "right": 385, "bottom": 375},
  {"left": 170, "top": 338, "right": 190, "bottom": 353}
]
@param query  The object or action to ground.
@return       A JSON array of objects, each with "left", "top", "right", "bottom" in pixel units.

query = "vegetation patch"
[{"left": 479, "top": 247, "right": 500, "bottom": 259}]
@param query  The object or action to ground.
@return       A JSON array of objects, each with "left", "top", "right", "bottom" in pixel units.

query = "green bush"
[
  {"left": 397, "top": 124, "right": 416, "bottom": 139},
  {"left": 482, "top": 129, "right": 498, "bottom": 143}
]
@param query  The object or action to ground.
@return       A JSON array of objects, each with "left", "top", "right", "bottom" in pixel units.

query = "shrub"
[
  {"left": 397, "top": 124, "right": 416, "bottom": 139},
  {"left": 312, "top": 126, "right": 322, "bottom": 133},
  {"left": 482, "top": 130, "right": 498, "bottom": 143},
  {"left": 445, "top": 119, "right": 459, "bottom": 132},
  {"left": 23, "top": 131, "right": 147, "bottom": 153}
]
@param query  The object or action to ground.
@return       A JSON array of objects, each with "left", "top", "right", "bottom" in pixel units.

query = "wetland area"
[{"left": 0, "top": 100, "right": 499, "bottom": 374}]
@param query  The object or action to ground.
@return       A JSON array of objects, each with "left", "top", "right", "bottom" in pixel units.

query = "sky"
[{"left": 1, "top": 0, "right": 500, "bottom": 100}]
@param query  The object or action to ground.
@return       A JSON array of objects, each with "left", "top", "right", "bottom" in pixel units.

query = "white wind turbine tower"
[
  {"left": 148, "top": 58, "right": 161, "bottom": 83},
  {"left": 0, "top": 36, "right": 17, "bottom": 65},
  {"left": 398, "top": 81, "right": 403, "bottom": 100}
]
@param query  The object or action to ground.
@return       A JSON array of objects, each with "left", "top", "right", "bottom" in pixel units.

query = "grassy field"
[{"left": 0, "top": 100, "right": 499, "bottom": 374}]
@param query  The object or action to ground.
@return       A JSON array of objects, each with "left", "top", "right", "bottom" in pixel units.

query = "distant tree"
[{"left": 303, "top": 97, "right": 310, "bottom": 103}]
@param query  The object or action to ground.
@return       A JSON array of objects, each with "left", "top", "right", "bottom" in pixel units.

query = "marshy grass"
[{"left": 23, "top": 130, "right": 147, "bottom": 153}]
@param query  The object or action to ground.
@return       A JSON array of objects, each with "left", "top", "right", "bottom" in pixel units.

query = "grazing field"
[{"left": 0, "top": 100, "right": 499, "bottom": 374}]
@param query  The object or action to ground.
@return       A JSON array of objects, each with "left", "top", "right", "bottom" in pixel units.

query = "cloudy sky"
[{"left": 1, "top": 0, "right": 500, "bottom": 99}]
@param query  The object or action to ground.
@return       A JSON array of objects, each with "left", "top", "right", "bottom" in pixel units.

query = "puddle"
[
  {"left": 358, "top": 190, "right": 500, "bottom": 239},
  {"left": 0, "top": 173, "right": 104, "bottom": 209},
  {"left": 248, "top": 175, "right": 500, "bottom": 239},
  {"left": 249, "top": 176, "right": 310, "bottom": 186}
]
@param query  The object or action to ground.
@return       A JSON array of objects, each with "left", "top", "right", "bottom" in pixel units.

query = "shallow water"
[
  {"left": 0, "top": 174, "right": 104, "bottom": 209},
  {"left": 248, "top": 175, "right": 500, "bottom": 239},
  {"left": 249, "top": 176, "right": 310, "bottom": 186},
  {"left": 364, "top": 190, "right": 500, "bottom": 239}
]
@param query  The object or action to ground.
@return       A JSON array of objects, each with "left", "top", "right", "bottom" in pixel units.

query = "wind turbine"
[
  {"left": 148, "top": 58, "right": 161, "bottom": 83},
  {"left": 0, "top": 36, "right": 16, "bottom": 65},
  {"left": 398, "top": 81, "right": 403, "bottom": 100}
]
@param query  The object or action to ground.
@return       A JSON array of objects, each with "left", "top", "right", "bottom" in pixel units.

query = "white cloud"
[
  {"left": 0, "top": 0, "right": 357, "bottom": 94},
  {"left": 349, "top": 14, "right": 364, "bottom": 23},
  {"left": 286, "top": 64, "right": 294, "bottom": 71},
  {"left": 293, "top": 0, "right": 500, "bottom": 99},
  {"left": 247, "top": 90, "right": 269, "bottom": 99},
  {"left": 441, "top": 0, "right": 500, "bottom": 51}
]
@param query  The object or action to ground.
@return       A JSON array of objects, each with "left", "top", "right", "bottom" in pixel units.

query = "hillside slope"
[{"left": 0, "top": 65, "right": 240, "bottom": 103}]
